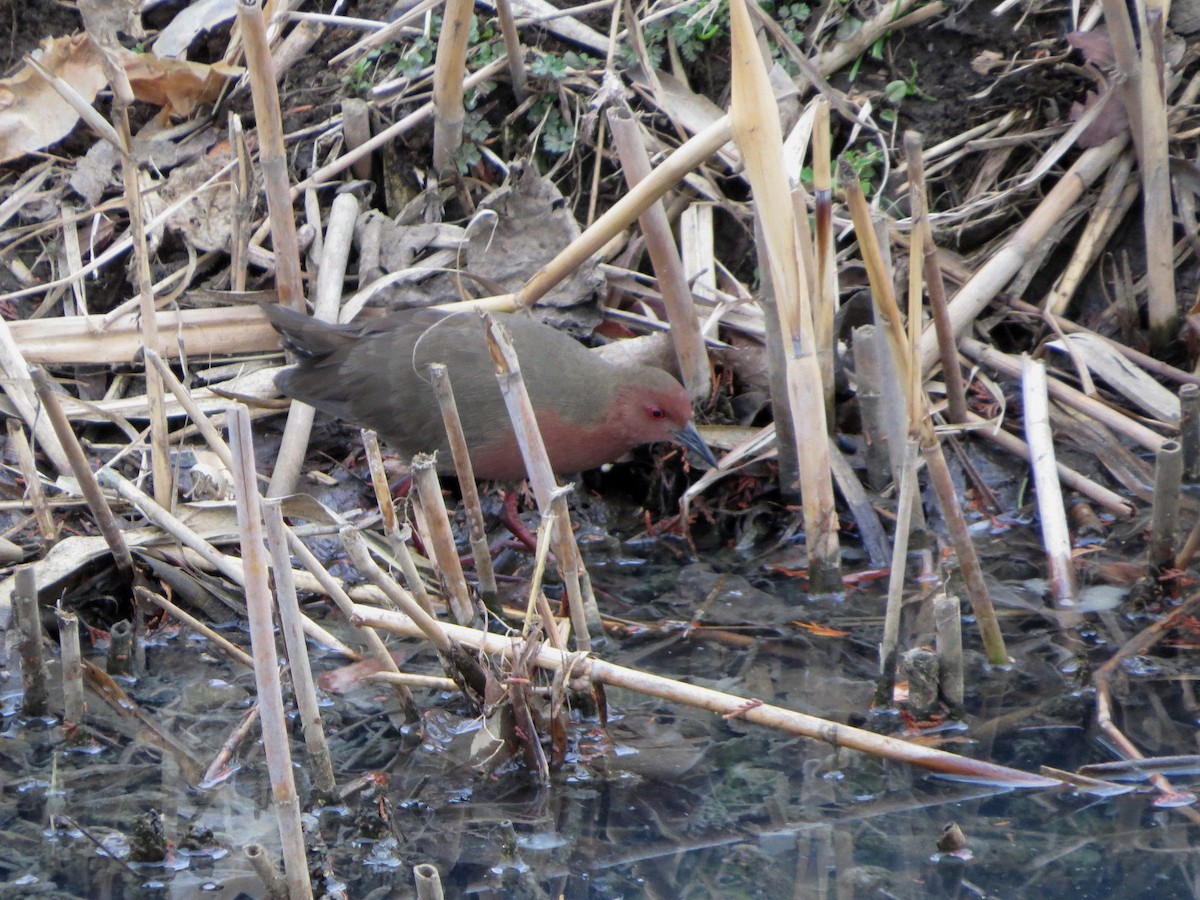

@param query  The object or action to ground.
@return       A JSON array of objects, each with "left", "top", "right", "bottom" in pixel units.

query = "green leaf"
[{"left": 883, "top": 79, "right": 908, "bottom": 104}]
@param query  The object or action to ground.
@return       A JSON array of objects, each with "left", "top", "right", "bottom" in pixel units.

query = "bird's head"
[{"left": 611, "top": 368, "right": 717, "bottom": 467}]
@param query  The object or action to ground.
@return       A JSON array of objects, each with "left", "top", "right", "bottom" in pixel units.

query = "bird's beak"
[{"left": 673, "top": 422, "right": 719, "bottom": 468}]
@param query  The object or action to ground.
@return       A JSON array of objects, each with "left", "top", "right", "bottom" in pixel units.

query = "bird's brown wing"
[{"left": 264, "top": 304, "right": 455, "bottom": 448}]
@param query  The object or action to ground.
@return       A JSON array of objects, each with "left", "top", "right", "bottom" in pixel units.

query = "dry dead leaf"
[
  {"left": 160, "top": 142, "right": 243, "bottom": 252},
  {"left": 1066, "top": 30, "right": 1115, "bottom": 69},
  {"left": 970, "top": 50, "right": 1006, "bottom": 76},
  {"left": 1069, "top": 90, "right": 1129, "bottom": 148},
  {"left": 1046, "top": 333, "right": 1179, "bottom": 423},
  {"left": 153, "top": 0, "right": 240, "bottom": 58},
  {"left": 69, "top": 138, "right": 120, "bottom": 205},
  {"left": 0, "top": 35, "right": 108, "bottom": 164},
  {"left": 470, "top": 164, "right": 606, "bottom": 326},
  {"left": 0, "top": 33, "right": 239, "bottom": 163},
  {"left": 78, "top": 0, "right": 144, "bottom": 50},
  {"left": 120, "top": 50, "right": 239, "bottom": 117}
]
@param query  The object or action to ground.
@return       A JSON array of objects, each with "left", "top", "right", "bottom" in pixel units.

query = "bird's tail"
[{"left": 260, "top": 303, "right": 356, "bottom": 360}]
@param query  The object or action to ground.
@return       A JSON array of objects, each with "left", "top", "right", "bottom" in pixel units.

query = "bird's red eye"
[{"left": 649, "top": 406, "right": 665, "bottom": 419}]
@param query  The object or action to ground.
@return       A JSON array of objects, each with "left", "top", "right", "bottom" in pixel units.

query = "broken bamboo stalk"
[
  {"left": 224, "top": 397, "right": 310, "bottom": 899},
  {"left": 481, "top": 313, "right": 601, "bottom": 645},
  {"left": 607, "top": 105, "right": 710, "bottom": 401},
  {"left": 917, "top": 137, "right": 1127, "bottom": 374},
  {"left": 730, "top": 0, "right": 839, "bottom": 589},
  {"left": 1149, "top": 440, "right": 1183, "bottom": 572},
  {"left": 354, "top": 603, "right": 1059, "bottom": 788},
  {"left": 410, "top": 454, "right": 475, "bottom": 627},
  {"left": 1022, "top": 356, "right": 1078, "bottom": 608},
  {"left": 429, "top": 364, "right": 498, "bottom": 602},
  {"left": 29, "top": 368, "right": 133, "bottom": 581}
]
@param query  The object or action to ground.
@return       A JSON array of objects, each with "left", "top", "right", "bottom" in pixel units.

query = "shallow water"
[{"left": 2, "top": 504, "right": 1199, "bottom": 899}]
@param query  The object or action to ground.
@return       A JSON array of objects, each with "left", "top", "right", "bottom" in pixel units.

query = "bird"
[{"left": 261, "top": 304, "right": 716, "bottom": 482}]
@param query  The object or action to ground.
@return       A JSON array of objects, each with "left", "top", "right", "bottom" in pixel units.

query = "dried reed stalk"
[
  {"left": 203, "top": 704, "right": 260, "bottom": 787},
  {"left": 411, "top": 454, "right": 475, "bottom": 626},
  {"left": 10, "top": 306, "right": 275, "bottom": 366},
  {"left": 851, "top": 186, "right": 935, "bottom": 533},
  {"left": 759, "top": 276, "right": 802, "bottom": 499},
  {"left": 917, "top": 137, "right": 1126, "bottom": 373},
  {"left": 919, "top": 434, "right": 1008, "bottom": 665},
  {"left": 341, "top": 526, "right": 487, "bottom": 699},
  {"left": 494, "top": 0, "right": 527, "bottom": 100},
  {"left": 360, "top": 428, "right": 398, "bottom": 535},
  {"left": 825, "top": 435, "right": 891, "bottom": 567},
  {"left": 98, "top": 469, "right": 354, "bottom": 656},
  {"left": 29, "top": 368, "right": 133, "bottom": 581},
  {"left": 680, "top": 204, "right": 717, "bottom": 307},
  {"left": 293, "top": 57, "right": 509, "bottom": 200},
  {"left": 59, "top": 203, "right": 86, "bottom": 316},
  {"left": 331, "top": 0, "right": 441, "bottom": 65},
  {"left": 135, "top": 586, "right": 254, "bottom": 669},
  {"left": 282, "top": 528, "right": 419, "bottom": 720},
  {"left": 354, "top": 603, "right": 1061, "bottom": 787},
  {"left": 843, "top": 172, "right": 1003, "bottom": 660},
  {"left": 7, "top": 420, "right": 56, "bottom": 542},
  {"left": 262, "top": 500, "right": 337, "bottom": 801},
  {"left": 1043, "top": 153, "right": 1136, "bottom": 316},
  {"left": 792, "top": 183, "right": 818, "bottom": 306},
  {"left": 1149, "top": 440, "right": 1183, "bottom": 571},
  {"left": 1139, "top": 6, "right": 1176, "bottom": 345},
  {"left": 811, "top": 97, "right": 838, "bottom": 420},
  {"left": 366, "top": 672, "right": 458, "bottom": 690},
  {"left": 519, "top": 117, "right": 733, "bottom": 307},
  {"left": 1174, "top": 507, "right": 1200, "bottom": 569},
  {"left": 235, "top": 0, "right": 304, "bottom": 311},
  {"left": 840, "top": 167, "right": 910, "bottom": 393},
  {"left": 523, "top": 507, "right": 568, "bottom": 650},
  {"left": 119, "top": 143, "right": 172, "bottom": 509},
  {"left": 244, "top": 844, "right": 287, "bottom": 900},
  {"left": 432, "top": 0, "right": 474, "bottom": 171},
  {"left": 0, "top": 328, "right": 68, "bottom": 474},
  {"left": 57, "top": 607, "right": 85, "bottom": 729},
  {"left": 607, "top": 106, "right": 711, "bottom": 401},
  {"left": 390, "top": 528, "right": 439, "bottom": 618},
  {"left": 877, "top": 438, "right": 920, "bottom": 703},
  {"left": 269, "top": 193, "right": 360, "bottom": 497},
  {"left": 144, "top": 350, "right": 234, "bottom": 470},
  {"left": 1097, "top": 0, "right": 1175, "bottom": 342},
  {"left": 14, "top": 567, "right": 48, "bottom": 717},
  {"left": 226, "top": 401, "right": 312, "bottom": 898},
  {"left": 1022, "top": 357, "right": 1078, "bottom": 607},
  {"left": 105, "top": 620, "right": 134, "bottom": 677},
  {"left": 1006, "top": 298, "right": 1200, "bottom": 389},
  {"left": 960, "top": 338, "right": 1168, "bottom": 452},
  {"left": 481, "top": 313, "right": 601, "bottom": 645},
  {"left": 1092, "top": 590, "right": 1200, "bottom": 804},
  {"left": 341, "top": 99, "right": 374, "bottom": 180},
  {"left": 934, "top": 593, "right": 964, "bottom": 713},
  {"left": 730, "top": 0, "right": 839, "bottom": 589},
  {"left": 414, "top": 863, "right": 445, "bottom": 900},
  {"left": 429, "top": 364, "right": 498, "bottom": 600},
  {"left": 360, "top": 444, "right": 444, "bottom": 620},
  {"left": 904, "top": 131, "right": 966, "bottom": 424},
  {"left": 229, "top": 113, "right": 253, "bottom": 292},
  {"left": 1183, "top": 385, "right": 1200, "bottom": 483},
  {"left": 69, "top": 4, "right": 173, "bottom": 509},
  {"left": 852, "top": 325, "right": 891, "bottom": 491}
]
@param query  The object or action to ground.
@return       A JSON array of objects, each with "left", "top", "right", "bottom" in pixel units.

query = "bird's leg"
[
  {"left": 498, "top": 488, "right": 539, "bottom": 553},
  {"left": 388, "top": 473, "right": 413, "bottom": 499}
]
